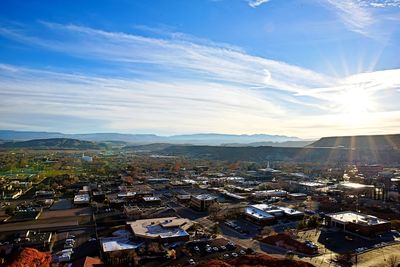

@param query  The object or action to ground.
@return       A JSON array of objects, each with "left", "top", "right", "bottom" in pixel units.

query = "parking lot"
[
  {"left": 297, "top": 228, "right": 399, "bottom": 255},
  {"left": 176, "top": 237, "right": 250, "bottom": 266},
  {"left": 51, "top": 230, "right": 98, "bottom": 263}
]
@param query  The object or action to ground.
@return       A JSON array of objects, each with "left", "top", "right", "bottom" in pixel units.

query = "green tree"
[{"left": 5, "top": 206, "right": 16, "bottom": 216}]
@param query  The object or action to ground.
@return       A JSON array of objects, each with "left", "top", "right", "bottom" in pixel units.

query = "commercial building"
[
  {"left": 128, "top": 217, "right": 193, "bottom": 242},
  {"left": 252, "top": 190, "right": 287, "bottom": 199},
  {"left": 220, "top": 190, "right": 246, "bottom": 202},
  {"left": 176, "top": 194, "right": 191, "bottom": 204},
  {"left": 244, "top": 204, "right": 303, "bottom": 225},
  {"left": 190, "top": 194, "right": 216, "bottom": 211},
  {"left": 325, "top": 211, "right": 391, "bottom": 237},
  {"left": 142, "top": 196, "right": 161, "bottom": 206},
  {"left": 74, "top": 193, "right": 90, "bottom": 205},
  {"left": 244, "top": 205, "right": 275, "bottom": 225}
]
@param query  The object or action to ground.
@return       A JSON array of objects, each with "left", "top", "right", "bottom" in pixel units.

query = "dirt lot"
[{"left": 356, "top": 243, "right": 400, "bottom": 267}]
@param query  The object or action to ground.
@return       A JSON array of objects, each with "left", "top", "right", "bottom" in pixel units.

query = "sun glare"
[{"left": 336, "top": 85, "right": 374, "bottom": 123}]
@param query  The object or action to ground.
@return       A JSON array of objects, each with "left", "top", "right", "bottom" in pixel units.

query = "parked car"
[{"left": 64, "top": 243, "right": 74, "bottom": 249}]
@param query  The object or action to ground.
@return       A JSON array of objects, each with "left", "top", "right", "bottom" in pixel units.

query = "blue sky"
[{"left": 0, "top": 0, "right": 399, "bottom": 138}]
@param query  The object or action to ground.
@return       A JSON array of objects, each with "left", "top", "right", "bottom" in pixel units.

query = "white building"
[{"left": 74, "top": 193, "right": 90, "bottom": 205}]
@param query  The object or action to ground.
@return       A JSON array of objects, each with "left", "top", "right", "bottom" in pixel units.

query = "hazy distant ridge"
[
  {"left": 308, "top": 134, "right": 400, "bottom": 150},
  {"left": 0, "top": 138, "right": 106, "bottom": 150},
  {"left": 0, "top": 130, "right": 303, "bottom": 145}
]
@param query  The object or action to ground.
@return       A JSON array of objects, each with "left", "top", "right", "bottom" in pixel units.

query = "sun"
[{"left": 335, "top": 85, "right": 374, "bottom": 123}]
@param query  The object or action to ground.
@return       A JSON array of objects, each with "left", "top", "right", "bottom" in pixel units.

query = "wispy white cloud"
[
  {"left": 321, "top": 0, "right": 400, "bottom": 37},
  {"left": 247, "top": 0, "right": 271, "bottom": 8},
  {"left": 323, "top": 0, "right": 375, "bottom": 36},
  {"left": 0, "top": 21, "right": 335, "bottom": 94},
  {"left": 0, "top": 22, "right": 399, "bottom": 137}
]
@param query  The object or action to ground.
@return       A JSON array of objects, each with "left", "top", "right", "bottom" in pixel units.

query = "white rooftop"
[
  {"left": 101, "top": 237, "right": 143, "bottom": 252},
  {"left": 192, "top": 194, "right": 216, "bottom": 201},
  {"left": 246, "top": 204, "right": 303, "bottom": 219},
  {"left": 339, "top": 182, "right": 374, "bottom": 189},
  {"left": 245, "top": 206, "right": 274, "bottom": 220},
  {"left": 117, "top": 192, "right": 136, "bottom": 197},
  {"left": 328, "top": 211, "right": 389, "bottom": 226},
  {"left": 298, "top": 181, "right": 324, "bottom": 187},
  {"left": 128, "top": 217, "right": 193, "bottom": 240},
  {"left": 143, "top": 196, "right": 161, "bottom": 201},
  {"left": 222, "top": 191, "right": 246, "bottom": 200},
  {"left": 73, "top": 194, "right": 90, "bottom": 203}
]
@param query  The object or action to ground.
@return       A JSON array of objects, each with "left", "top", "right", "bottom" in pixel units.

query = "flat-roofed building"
[
  {"left": 176, "top": 194, "right": 191, "bottom": 204},
  {"left": 244, "top": 204, "right": 303, "bottom": 225},
  {"left": 221, "top": 191, "right": 246, "bottom": 202},
  {"left": 337, "top": 182, "right": 375, "bottom": 198},
  {"left": 325, "top": 211, "right": 391, "bottom": 237},
  {"left": 190, "top": 194, "right": 216, "bottom": 211},
  {"left": 128, "top": 217, "right": 193, "bottom": 242},
  {"left": 142, "top": 196, "right": 161, "bottom": 206},
  {"left": 252, "top": 190, "right": 287, "bottom": 199},
  {"left": 244, "top": 205, "right": 275, "bottom": 225},
  {"left": 287, "top": 193, "right": 307, "bottom": 200},
  {"left": 74, "top": 193, "right": 90, "bottom": 205}
]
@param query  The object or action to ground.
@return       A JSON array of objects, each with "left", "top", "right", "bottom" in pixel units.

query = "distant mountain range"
[{"left": 0, "top": 130, "right": 305, "bottom": 146}]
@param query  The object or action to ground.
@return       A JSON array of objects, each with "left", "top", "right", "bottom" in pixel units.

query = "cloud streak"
[
  {"left": 0, "top": 21, "right": 335, "bottom": 94},
  {"left": 247, "top": 0, "right": 271, "bottom": 8},
  {"left": 0, "top": 22, "right": 399, "bottom": 137}
]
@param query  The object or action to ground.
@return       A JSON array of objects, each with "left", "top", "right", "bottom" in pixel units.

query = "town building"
[
  {"left": 190, "top": 194, "right": 217, "bottom": 211},
  {"left": 74, "top": 193, "right": 90, "bottom": 205},
  {"left": 244, "top": 204, "right": 303, "bottom": 225},
  {"left": 325, "top": 211, "right": 391, "bottom": 237},
  {"left": 127, "top": 217, "right": 193, "bottom": 242}
]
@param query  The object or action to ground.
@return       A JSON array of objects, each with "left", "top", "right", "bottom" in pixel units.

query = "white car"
[
  {"left": 189, "top": 259, "right": 196, "bottom": 265},
  {"left": 231, "top": 252, "right": 238, "bottom": 257}
]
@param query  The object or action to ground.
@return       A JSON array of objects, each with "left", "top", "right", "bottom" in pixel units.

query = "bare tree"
[{"left": 388, "top": 255, "right": 398, "bottom": 267}]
